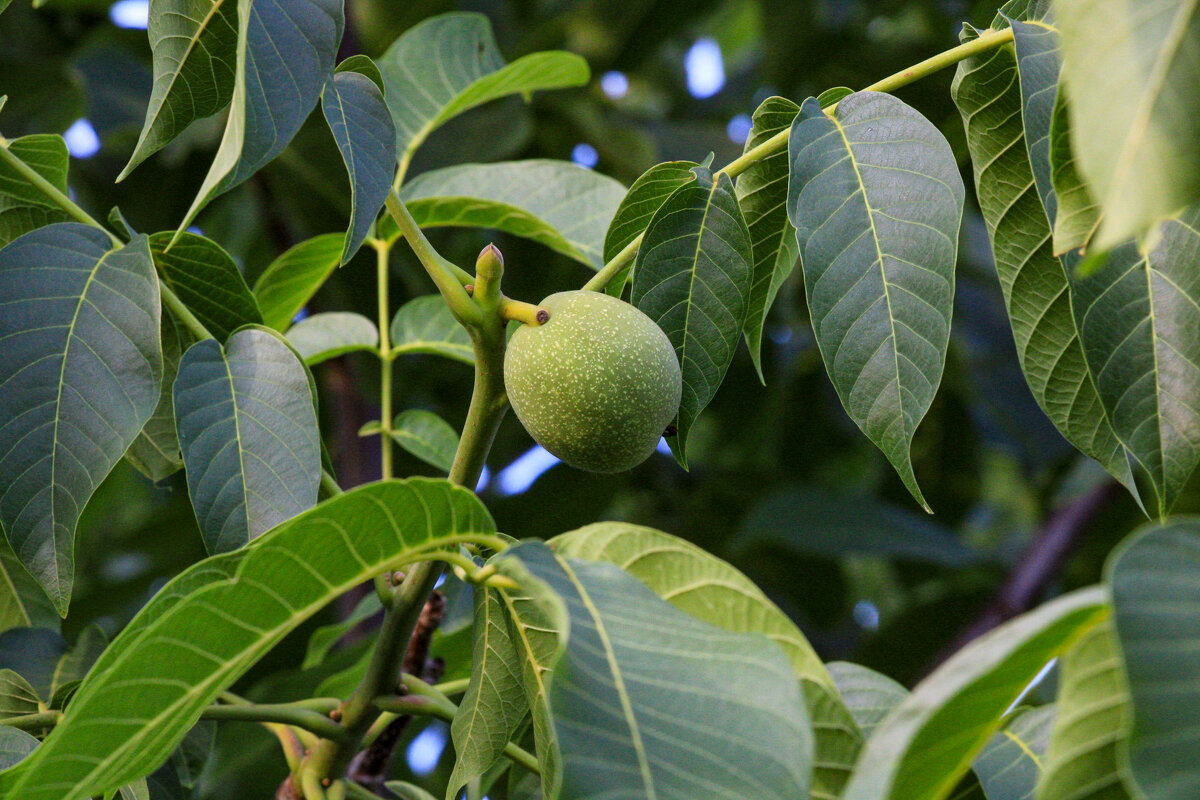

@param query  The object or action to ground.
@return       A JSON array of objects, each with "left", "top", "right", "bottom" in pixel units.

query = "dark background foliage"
[{"left": 1, "top": 0, "right": 1182, "bottom": 794}]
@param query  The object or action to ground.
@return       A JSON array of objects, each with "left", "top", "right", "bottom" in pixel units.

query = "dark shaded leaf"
[
  {"left": 0, "top": 135, "right": 70, "bottom": 246},
  {"left": 149, "top": 231, "right": 261, "bottom": 342},
  {"left": 601, "top": 160, "right": 698, "bottom": 296}
]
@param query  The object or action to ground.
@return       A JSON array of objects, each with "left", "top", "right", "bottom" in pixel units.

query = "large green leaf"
[
  {"left": 974, "top": 705, "right": 1055, "bottom": 800},
  {"left": 286, "top": 311, "right": 378, "bottom": 365},
  {"left": 0, "top": 135, "right": 70, "bottom": 246},
  {"left": 0, "top": 537, "right": 58, "bottom": 635},
  {"left": 377, "top": 13, "right": 588, "bottom": 166},
  {"left": 321, "top": 68, "right": 397, "bottom": 264},
  {"left": 125, "top": 314, "right": 185, "bottom": 482},
  {"left": 173, "top": 327, "right": 321, "bottom": 554},
  {"left": 503, "top": 541, "right": 813, "bottom": 800},
  {"left": 827, "top": 662, "right": 908, "bottom": 741},
  {"left": 447, "top": 587, "right": 526, "bottom": 800},
  {"left": 630, "top": 166, "right": 753, "bottom": 467},
  {"left": 252, "top": 233, "right": 344, "bottom": 331},
  {"left": 841, "top": 586, "right": 1108, "bottom": 800},
  {"left": 738, "top": 486, "right": 982, "bottom": 566},
  {"left": 177, "top": 0, "right": 344, "bottom": 233},
  {"left": 148, "top": 232, "right": 261, "bottom": 342},
  {"left": 1069, "top": 211, "right": 1200, "bottom": 517},
  {"left": 952, "top": 22, "right": 1138, "bottom": 499},
  {"left": 0, "top": 479, "right": 494, "bottom": 800},
  {"left": 118, "top": 0, "right": 237, "bottom": 179},
  {"left": 389, "top": 295, "right": 474, "bottom": 365},
  {"left": 736, "top": 96, "right": 800, "bottom": 381},
  {"left": 1108, "top": 518, "right": 1200, "bottom": 799},
  {"left": 1057, "top": 0, "right": 1200, "bottom": 247},
  {"left": 787, "top": 91, "right": 963, "bottom": 510},
  {"left": 601, "top": 160, "right": 698, "bottom": 297},
  {"left": 0, "top": 225, "right": 161, "bottom": 614},
  {"left": 395, "top": 160, "right": 626, "bottom": 268},
  {"left": 1036, "top": 619, "right": 1132, "bottom": 800},
  {"left": 552, "top": 522, "right": 859, "bottom": 800}
]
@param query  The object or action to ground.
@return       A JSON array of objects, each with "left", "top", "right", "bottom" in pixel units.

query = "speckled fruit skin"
[{"left": 504, "top": 291, "right": 682, "bottom": 473}]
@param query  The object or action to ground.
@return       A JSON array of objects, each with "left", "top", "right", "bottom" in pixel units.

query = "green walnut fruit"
[{"left": 504, "top": 290, "right": 682, "bottom": 473}]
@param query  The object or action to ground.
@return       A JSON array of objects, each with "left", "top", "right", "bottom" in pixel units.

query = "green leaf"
[
  {"left": 378, "top": 12, "right": 588, "bottom": 164},
  {"left": 124, "top": 314, "right": 184, "bottom": 482},
  {"left": 0, "top": 479, "right": 495, "bottom": 800},
  {"left": 177, "top": 0, "right": 344, "bottom": 234},
  {"left": 286, "top": 311, "right": 378, "bottom": 365},
  {"left": 503, "top": 541, "right": 813, "bottom": 800},
  {"left": 1069, "top": 210, "right": 1200, "bottom": 517},
  {"left": 335, "top": 55, "right": 384, "bottom": 93},
  {"left": 1057, "top": 0, "right": 1200, "bottom": 247},
  {"left": 389, "top": 295, "right": 474, "bottom": 365},
  {"left": 1047, "top": 89, "right": 1100, "bottom": 257},
  {"left": 0, "top": 670, "right": 40, "bottom": 720},
  {"left": 841, "top": 586, "right": 1108, "bottom": 800},
  {"left": 601, "top": 160, "right": 699, "bottom": 296},
  {"left": 321, "top": 69, "right": 397, "bottom": 264},
  {"left": 394, "top": 160, "right": 626, "bottom": 268},
  {"left": 252, "top": 233, "right": 345, "bottom": 332},
  {"left": 149, "top": 232, "right": 261, "bottom": 342},
  {"left": 952, "top": 22, "right": 1139, "bottom": 500},
  {"left": 974, "top": 705, "right": 1055, "bottom": 800},
  {"left": 736, "top": 96, "right": 800, "bottom": 381},
  {"left": 118, "top": 0, "right": 237, "bottom": 179},
  {"left": 301, "top": 592, "right": 381, "bottom": 670},
  {"left": 389, "top": 410, "right": 459, "bottom": 474},
  {"left": 631, "top": 166, "right": 753, "bottom": 467},
  {"left": 787, "top": 91, "right": 964, "bottom": 510},
  {"left": 490, "top": 548, "right": 567, "bottom": 800},
  {"left": 447, "top": 587, "right": 526, "bottom": 800},
  {"left": 50, "top": 623, "right": 107, "bottom": 701},
  {"left": 0, "top": 727, "right": 38, "bottom": 770},
  {"left": 0, "top": 538, "right": 58, "bottom": 635},
  {"left": 1108, "top": 518, "right": 1200, "bottom": 799},
  {"left": 0, "top": 134, "right": 71, "bottom": 246},
  {"left": 551, "top": 522, "right": 857, "bottom": 800},
  {"left": 0, "top": 225, "right": 162, "bottom": 614},
  {"left": 1036, "top": 619, "right": 1132, "bottom": 800},
  {"left": 173, "top": 326, "right": 321, "bottom": 554},
  {"left": 827, "top": 662, "right": 908, "bottom": 741},
  {"left": 738, "top": 486, "right": 983, "bottom": 566}
]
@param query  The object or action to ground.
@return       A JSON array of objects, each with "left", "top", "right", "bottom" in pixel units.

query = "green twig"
[
  {"left": 202, "top": 700, "right": 348, "bottom": 742},
  {"left": 384, "top": 192, "right": 479, "bottom": 325},
  {"left": 581, "top": 25, "right": 1017, "bottom": 293},
  {"left": 1, "top": 710, "right": 61, "bottom": 733},
  {"left": 0, "top": 143, "right": 119, "bottom": 244},
  {"left": 374, "top": 238, "right": 396, "bottom": 481}
]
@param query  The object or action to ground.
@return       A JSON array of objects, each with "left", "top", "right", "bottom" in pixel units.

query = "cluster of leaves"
[{"left": 0, "top": 0, "right": 1199, "bottom": 798}]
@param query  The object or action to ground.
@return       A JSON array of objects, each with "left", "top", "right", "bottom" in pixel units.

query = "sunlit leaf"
[
  {"left": 286, "top": 311, "right": 378, "bottom": 365},
  {"left": 321, "top": 67, "right": 396, "bottom": 263},
  {"left": 502, "top": 541, "right": 813, "bottom": 800},
  {"left": 389, "top": 295, "right": 473, "bottom": 365},
  {"left": 173, "top": 327, "right": 321, "bottom": 554},
  {"left": 841, "top": 587, "right": 1107, "bottom": 800},
  {"left": 0, "top": 479, "right": 494, "bottom": 800},
  {"left": 736, "top": 96, "right": 800, "bottom": 381},
  {"left": 788, "top": 91, "right": 963, "bottom": 509},
  {"left": 631, "top": 166, "right": 753, "bottom": 467},
  {"left": 1057, "top": 0, "right": 1200, "bottom": 246},
  {"left": 149, "top": 232, "right": 261, "bottom": 342},
  {"left": 393, "top": 160, "right": 625, "bottom": 268},
  {"left": 252, "top": 233, "right": 344, "bottom": 331},
  {"left": 601, "top": 160, "right": 698, "bottom": 296},
  {"left": 177, "top": 0, "right": 344, "bottom": 233},
  {"left": 952, "top": 20, "right": 1138, "bottom": 500},
  {"left": 1109, "top": 519, "right": 1200, "bottom": 799},
  {"left": 1036, "top": 618, "right": 1133, "bottom": 800},
  {"left": 0, "top": 135, "right": 71, "bottom": 246},
  {"left": 552, "top": 522, "right": 858, "bottom": 800},
  {"left": 378, "top": 13, "right": 588, "bottom": 167},
  {"left": 0, "top": 225, "right": 161, "bottom": 613}
]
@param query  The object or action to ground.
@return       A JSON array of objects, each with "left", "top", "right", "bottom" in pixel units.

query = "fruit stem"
[
  {"left": 580, "top": 25, "right": 1017, "bottom": 293},
  {"left": 385, "top": 191, "right": 480, "bottom": 327},
  {"left": 500, "top": 298, "right": 549, "bottom": 326}
]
